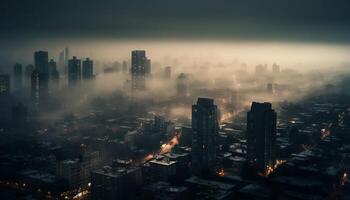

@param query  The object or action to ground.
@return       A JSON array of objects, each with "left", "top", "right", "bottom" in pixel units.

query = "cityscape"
[{"left": 1, "top": 1, "right": 350, "bottom": 200}]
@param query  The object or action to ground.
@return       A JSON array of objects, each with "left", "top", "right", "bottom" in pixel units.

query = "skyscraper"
[
  {"left": 32, "top": 51, "right": 49, "bottom": 107},
  {"left": 191, "top": 98, "right": 218, "bottom": 176},
  {"left": 13, "top": 63, "right": 23, "bottom": 90},
  {"left": 82, "top": 58, "right": 94, "bottom": 80},
  {"left": 177, "top": 73, "right": 188, "bottom": 97},
  {"left": 272, "top": 63, "right": 280, "bottom": 73},
  {"left": 164, "top": 66, "right": 171, "bottom": 79},
  {"left": 131, "top": 50, "right": 150, "bottom": 90},
  {"left": 267, "top": 83, "right": 273, "bottom": 94},
  {"left": 246, "top": 102, "right": 277, "bottom": 173},
  {"left": 0, "top": 74, "right": 10, "bottom": 96},
  {"left": 68, "top": 56, "right": 81, "bottom": 87},
  {"left": 145, "top": 58, "right": 151, "bottom": 75},
  {"left": 48, "top": 59, "right": 59, "bottom": 90},
  {"left": 24, "top": 64, "right": 34, "bottom": 87},
  {"left": 58, "top": 47, "right": 69, "bottom": 76}
]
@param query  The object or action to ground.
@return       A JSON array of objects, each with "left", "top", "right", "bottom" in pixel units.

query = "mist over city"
[{"left": 1, "top": 0, "right": 350, "bottom": 200}]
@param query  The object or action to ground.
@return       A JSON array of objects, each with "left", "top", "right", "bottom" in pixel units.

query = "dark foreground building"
[
  {"left": 191, "top": 97, "right": 219, "bottom": 176},
  {"left": 246, "top": 102, "right": 277, "bottom": 173}
]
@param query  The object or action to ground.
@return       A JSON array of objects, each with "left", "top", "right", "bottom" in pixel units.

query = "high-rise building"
[
  {"left": 82, "top": 58, "right": 94, "bottom": 80},
  {"left": 164, "top": 66, "right": 171, "bottom": 79},
  {"left": 246, "top": 102, "right": 277, "bottom": 172},
  {"left": 131, "top": 50, "right": 150, "bottom": 90},
  {"left": 48, "top": 59, "right": 59, "bottom": 90},
  {"left": 48, "top": 59, "right": 57, "bottom": 77},
  {"left": 32, "top": 51, "right": 49, "bottom": 107},
  {"left": 255, "top": 64, "right": 268, "bottom": 74},
  {"left": 24, "top": 64, "right": 34, "bottom": 87},
  {"left": 145, "top": 58, "right": 151, "bottom": 75},
  {"left": 58, "top": 51, "right": 65, "bottom": 72},
  {"left": 0, "top": 74, "right": 10, "bottom": 96},
  {"left": 177, "top": 73, "right": 188, "bottom": 97},
  {"left": 58, "top": 47, "right": 69, "bottom": 76},
  {"left": 267, "top": 83, "right": 273, "bottom": 94},
  {"left": 68, "top": 56, "right": 81, "bottom": 87},
  {"left": 272, "top": 63, "right": 280, "bottom": 73},
  {"left": 191, "top": 98, "right": 219, "bottom": 176},
  {"left": 13, "top": 63, "right": 23, "bottom": 90}
]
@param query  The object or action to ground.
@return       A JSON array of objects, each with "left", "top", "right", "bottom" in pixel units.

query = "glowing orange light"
[{"left": 217, "top": 169, "right": 225, "bottom": 177}]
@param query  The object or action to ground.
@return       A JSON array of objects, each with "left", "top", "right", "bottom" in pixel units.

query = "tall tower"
[
  {"left": 68, "top": 56, "right": 81, "bottom": 87},
  {"left": 246, "top": 102, "right": 277, "bottom": 172},
  {"left": 32, "top": 51, "right": 49, "bottom": 108},
  {"left": 191, "top": 98, "right": 218, "bottom": 176},
  {"left": 48, "top": 59, "right": 59, "bottom": 90},
  {"left": 164, "top": 66, "right": 171, "bottom": 79},
  {"left": 177, "top": 73, "right": 188, "bottom": 97},
  {"left": 82, "top": 58, "right": 94, "bottom": 80},
  {"left": 131, "top": 50, "right": 150, "bottom": 91},
  {"left": 13, "top": 63, "right": 23, "bottom": 90}
]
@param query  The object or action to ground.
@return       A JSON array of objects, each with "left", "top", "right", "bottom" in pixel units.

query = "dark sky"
[{"left": 1, "top": 0, "right": 350, "bottom": 42}]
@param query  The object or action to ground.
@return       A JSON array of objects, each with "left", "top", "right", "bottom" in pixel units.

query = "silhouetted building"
[
  {"left": 164, "top": 66, "right": 171, "bottom": 79},
  {"left": 91, "top": 166, "right": 142, "bottom": 200},
  {"left": 32, "top": 51, "right": 49, "bottom": 107},
  {"left": 191, "top": 98, "right": 219, "bottom": 176},
  {"left": 68, "top": 56, "right": 81, "bottom": 87},
  {"left": 82, "top": 58, "right": 94, "bottom": 80},
  {"left": 49, "top": 59, "right": 59, "bottom": 90},
  {"left": 145, "top": 58, "right": 151, "bottom": 75},
  {"left": 149, "top": 157, "right": 177, "bottom": 181},
  {"left": 24, "top": 64, "right": 34, "bottom": 87},
  {"left": 131, "top": 50, "right": 150, "bottom": 90},
  {"left": 177, "top": 73, "right": 188, "bottom": 97},
  {"left": 13, "top": 63, "right": 23, "bottom": 90},
  {"left": 246, "top": 102, "right": 277, "bottom": 172},
  {"left": 0, "top": 74, "right": 10, "bottom": 96}
]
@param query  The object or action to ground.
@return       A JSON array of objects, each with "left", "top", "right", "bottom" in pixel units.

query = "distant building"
[
  {"left": 0, "top": 74, "right": 10, "bottom": 96},
  {"left": 13, "top": 63, "right": 23, "bottom": 90},
  {"left": 68, "top": 56, "right": 81, "bottom": 87},
  {"left": 164, "top": 66, "right": 171, "bottom": 79},
  {"left": 255, "top": 64, "right": 268, "bottom": 74},
  {"left": 272, "top": 63, "right": 280, "bottom": 73},
  {"left": 58, "top": 47, "right": 69, "bottom": 76},
  {"left": 177, "top": 73, "right": 188, "bottom": 97},
  {"left": 246, "top": 102, "right": 277, "bottom": 172},
  {"left": 91, "top": 165, "right": 142, "bottom": 200},
  {"left": 24, "top": 64, "right": 34, "bottom": 87},
  {"left": 32, "top": 51, "right": 49, "bottom": 107},
  {"left": 48, "top": 59, "right": 59, "bottom": 90},
  {"left": 131, "top": 50, "right": 150, "bottom": 90},
  {"left": 191, "top": 98, "right": 219, "bottom": 176},
  {"left": 267, "top": 83, "right": 273, "bottom": 94},
  {"left": 82, "top": 58, "right": 94, "bottom": 80}
]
